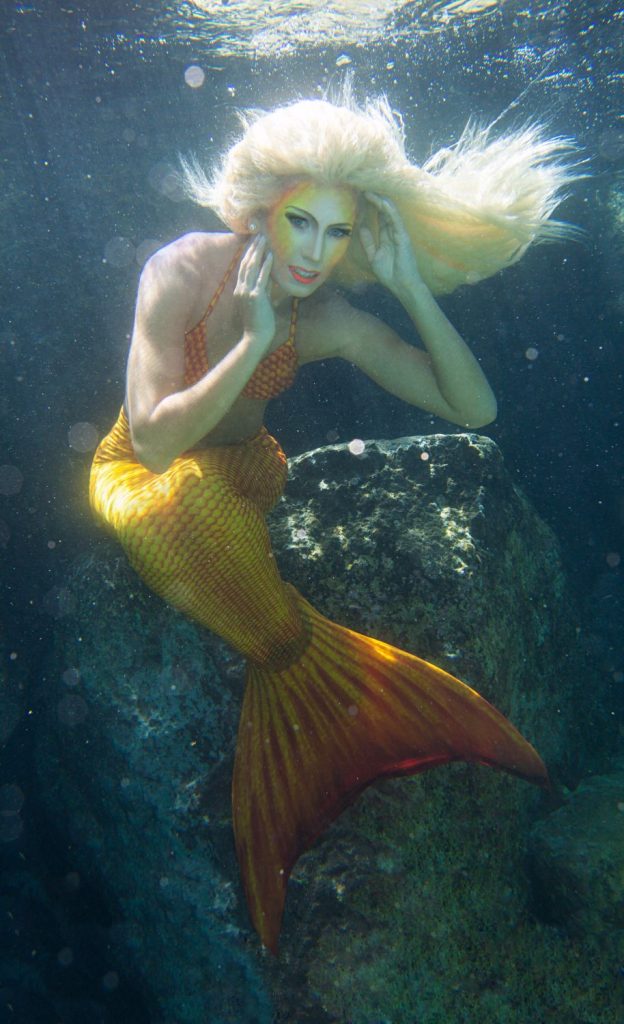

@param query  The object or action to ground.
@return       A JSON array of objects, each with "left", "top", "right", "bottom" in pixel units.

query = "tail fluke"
[{"left": 232, "top": 587, "right": 547, "bottom": 953}]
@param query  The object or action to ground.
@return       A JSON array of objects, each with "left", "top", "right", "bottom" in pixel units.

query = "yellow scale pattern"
[{"left": 90, "top": 410, "right": 304, "bottom": 666}]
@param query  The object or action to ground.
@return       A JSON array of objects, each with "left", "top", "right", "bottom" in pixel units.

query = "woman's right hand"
[{"left": 234, "top": 234, "right": 276, "bottom": 354}]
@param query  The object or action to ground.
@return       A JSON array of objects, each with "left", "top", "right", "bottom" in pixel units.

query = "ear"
[{"left": 248, "top": 212, "right": 268, "bottom": 235}]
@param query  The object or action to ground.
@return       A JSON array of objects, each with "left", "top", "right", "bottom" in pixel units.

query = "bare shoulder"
[
  {"left": 138, "top": 232, "right": 241, "bottom": 328},
  {"left": 297, "top": 289, "right": 376, "bottom": 363},
  {"left": 142, "top": 231, "right": 236, "bottom": 288}
]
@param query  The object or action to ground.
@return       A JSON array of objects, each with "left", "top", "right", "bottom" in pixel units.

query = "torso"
[{"left": 172, "top": 232, "right": 344, "bottom": 447}]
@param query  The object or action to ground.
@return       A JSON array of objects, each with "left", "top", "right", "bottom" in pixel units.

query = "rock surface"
[
  {"left": 530, "top": 764, "right": 624, "bottom": 937},
  {"left": 34, "top": 433, "right": 621, "bottom": 1023}
]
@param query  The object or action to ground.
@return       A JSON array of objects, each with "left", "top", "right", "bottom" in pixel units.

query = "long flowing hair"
[{"left": 180, "top": 88, "right": 580, "bottom": 295}]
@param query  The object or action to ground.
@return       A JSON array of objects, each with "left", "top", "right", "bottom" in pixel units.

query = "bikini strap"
[
  {"left": 194, "top": 241, "right": 246, "bottom": 330},
  {"left": 287, "top": 297, "right": 299, "bottom": 345}
]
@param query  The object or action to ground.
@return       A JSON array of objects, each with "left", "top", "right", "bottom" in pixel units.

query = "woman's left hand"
[{"left": 360, "top": 192, "right": 425, "bottom": 296}]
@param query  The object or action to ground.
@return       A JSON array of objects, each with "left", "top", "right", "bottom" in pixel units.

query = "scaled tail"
[{"left": 232, "top": 587, "right": 547, "bottom": 953}]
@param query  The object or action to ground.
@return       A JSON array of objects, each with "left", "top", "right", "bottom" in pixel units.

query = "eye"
[
  {"left": 328, "top": 226, "right": 352, "bottom": 239},
  {"left": 286, "top": 213, "right": 308, "bottom": 229}
]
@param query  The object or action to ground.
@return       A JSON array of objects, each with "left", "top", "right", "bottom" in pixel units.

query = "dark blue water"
[{"left": 1, "top": 1, "right": 622, "bottom": 1020}]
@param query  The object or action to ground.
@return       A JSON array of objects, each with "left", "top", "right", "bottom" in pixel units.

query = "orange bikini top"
[{"left": 184, "top": 244, "right": 299, "bottom": 400}]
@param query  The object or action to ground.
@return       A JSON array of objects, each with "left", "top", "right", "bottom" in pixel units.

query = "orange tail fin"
[{"left": 232, "top": 587, "right": 547, "bottom": 953}]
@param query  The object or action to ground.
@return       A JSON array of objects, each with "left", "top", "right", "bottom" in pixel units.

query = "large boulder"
[{"left": 35, "top": 433, "right": 619, "bottom": 1023}]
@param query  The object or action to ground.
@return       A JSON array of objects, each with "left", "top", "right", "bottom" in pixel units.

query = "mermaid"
[{"left": 89, "top": 92, "right": 576, "bottom": 952}]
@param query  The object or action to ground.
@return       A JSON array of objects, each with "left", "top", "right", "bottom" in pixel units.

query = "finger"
[
  {"left": 377, "top": 218, "right": 393, "bottom": 249},
  {"left": 255, "top": 250, "right": 273, "bottom": 291},
  {"left": 239, "top": 234, "right": 266, "bottom": 282},
  {"left": 365, "top": 192, "right": 400, "bottom": 231},
  {"left": 358, "top": 226, "right": 375, "bottom": 260}
]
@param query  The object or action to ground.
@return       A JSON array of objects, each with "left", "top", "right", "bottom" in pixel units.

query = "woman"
[{"left": 90, "top": 94, "right": 575, "bottom": 952}]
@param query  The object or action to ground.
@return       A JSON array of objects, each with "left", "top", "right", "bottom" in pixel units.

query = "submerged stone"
[
  {"left": 530, "top": 766, "right": 624, "bottom": 936},
  {"left": 35, "top": 433, "right": 619, "bottom": 1023}
]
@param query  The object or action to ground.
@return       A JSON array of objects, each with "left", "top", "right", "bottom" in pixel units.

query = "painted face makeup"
[{"left": 265, "top": 181, "right": 357, "bottom": 299}]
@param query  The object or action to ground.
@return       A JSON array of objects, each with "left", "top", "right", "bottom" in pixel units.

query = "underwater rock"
[
  {"left": 35, "top": 433, "right": 615, "bottom": 1024},
  {"left": 530, "top": 767, "right": 624, "bottom": 937}
]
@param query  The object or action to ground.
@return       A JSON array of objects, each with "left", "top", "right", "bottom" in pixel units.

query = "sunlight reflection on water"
[{"left": 164, "top": 0, "right": 515, "bottom": 56}]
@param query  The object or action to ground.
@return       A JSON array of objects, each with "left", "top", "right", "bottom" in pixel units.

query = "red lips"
[{"left": 289, "top": 266, "right": 320, "bottom": 284}]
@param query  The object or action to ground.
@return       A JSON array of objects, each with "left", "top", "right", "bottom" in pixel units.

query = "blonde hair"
[{"left": 181, "top": 93, "right": 580, "bottom": 295}]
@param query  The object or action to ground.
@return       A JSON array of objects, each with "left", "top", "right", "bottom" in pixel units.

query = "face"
[{"left": 264, "top": 181, "right": 357, "bottom": 298}]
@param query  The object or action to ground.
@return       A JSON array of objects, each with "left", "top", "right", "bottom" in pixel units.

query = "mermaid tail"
[
  {"left": 234, "top": 588, "right": 546, "bottom": 952},
  {"left": 90, "top": 411, "right": 547, "bottom": 952}
]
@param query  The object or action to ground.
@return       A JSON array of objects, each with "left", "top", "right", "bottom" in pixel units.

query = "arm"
[
  {"left": 126, "top": 236, "right": 275, "bottom": 473},
  {"left": 341, "top": 193, "right": 496, "bottom": 429}
]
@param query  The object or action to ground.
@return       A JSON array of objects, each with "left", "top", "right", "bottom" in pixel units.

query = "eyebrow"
[{"left": 286, "top": 205, "right": 354, "bottom": 229}]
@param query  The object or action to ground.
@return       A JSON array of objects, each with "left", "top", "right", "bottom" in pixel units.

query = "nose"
[{"left": 302, "top": 228, "right": 324, "bottom": 265}]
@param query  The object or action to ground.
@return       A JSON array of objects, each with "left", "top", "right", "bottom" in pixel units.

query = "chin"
[{"left": 273, "top": 272, "right": 323, "bottom": 299}]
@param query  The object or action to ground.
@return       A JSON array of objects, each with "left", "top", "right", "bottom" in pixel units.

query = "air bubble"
[
  {"left": 348, "top": 438, "right": 365, "bottom": 456},
  {"left": 184, "top": 65, "right": 205, "bottom": 88},
  {"left": 606, "top": 552, "right": 621, "bottom": 568},
  {"left": 68, "top": 421, "right": 99, "bottom": 453},
  {"left": 104, "top": 237, "right": 135, "bottom": 268},
  {"left": 62, "top": 667, "right": 81, "bottom": 688},
  {"left": 525, "top": 347, "right": 539, "bottom": 361},
  {"left": 148, "top": 162, "right": 185, "bottom": 201}
]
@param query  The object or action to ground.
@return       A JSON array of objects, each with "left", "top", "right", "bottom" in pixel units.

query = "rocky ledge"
[{"left": 33, "top": 433, "right": 620, "bottom": 1024}]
